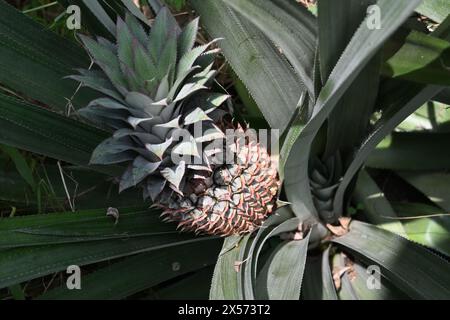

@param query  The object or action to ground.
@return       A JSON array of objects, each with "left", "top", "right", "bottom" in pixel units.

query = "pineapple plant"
[{"left": 0, "top": 0, "right": 449, "bottom": 300}]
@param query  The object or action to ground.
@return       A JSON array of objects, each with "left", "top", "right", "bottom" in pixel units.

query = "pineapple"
[{"left": 71, "top": 8, "right": 280, "bottom": 236}]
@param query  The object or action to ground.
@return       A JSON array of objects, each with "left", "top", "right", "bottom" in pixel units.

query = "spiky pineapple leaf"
[
  {"left": 120, "top": 0, "right": 152, "bottom": 26},
  {"left": 318, "top": 0, "right": 381, "bottom": 158},
  {"left": 317, "top": 0, "right": 376, "bottom": 83},
  {"left": 398, "top": 172, "right": 450, "bottom": 211},
  {"left": 90, "top": 138, "right": 136, "bottom": 165},
  {"left": 240, "top": 207, "right": 295, "bottom": 300},
  {"left": 38, "top": 240, "right": 221, "bottom": 299},
  {"left": 133, "top": 41, "right": 158, "bottom": 85},
  {"left": 382, "top": 31, "right": 450, "bottom": 86},
  {"left": 392, "top": 202, "right": 450, "bottom": 256},
  {"left": 353, "top": 169, "right": 407, "bottom": 236},
  {"left": 333, "top": 85, "right": 442, "bottom": 215},
  {"left": 119, "top": 160, "right": 161, "bottom": 192},
  {"left": 0, "top": 94, "right": 121, "bottom": 176},
  {"left": 178, "top": 18, "right": 199, "bottom": 59},
  {"left": 255, "top": 232, "right": 311, "bottom": 300},
  {"left": 68, "top": 69, "right": 124, "bottom": 102},
  {"left": 176, "top": 40, "right": 217, "bottom": 79},
  {"left": 332, "top": 221, "right": 450, "bottom": 299},
  {"left": 160, "top": 161, "right": 185, "bottom": 190},
  {"left": 285, "top": 0, "right": 423, "bottom": 220},
  {"left": 79, "top": 34, "right": 128, "bottom": 95},
  {"left": 0, "top": 207, "right": 159, "bottom": 248},
  {"left": 81, "top": 0, "right": 116, "bottom": 35},
  {"left": 190, "top": 0, "right": 304, "bottom": 133},
  {"left": 226, "top": 0, "right": 317, "bottom": 97},
  {"left": 366, "top": 132, "right": 450, "bottom": 171},
  {"left": 302, "top": 247, "right": 338, "bottom": 300},
  {"left": 209, "top": 235, "right": 249, "bottom": 300},
  {"left": 148, "top": 6, "right": 180, "bottom": 61},
  {"left": 154, "top": 267, "right": 214, "bottom": 299},
  {"left": 416, "top": 0, "right": 450, "bottom": 23},
  {"left": 125, "top": 12, "right": 148, "bottom": 46},
  {"left": 0, "top": 207, "right": 215, "bottom": 288},
  {"left": 117, "top": 17, "right": 136, "bottom": 73},
  {"left": 147, "top": 0, "right": 164, "bottom": 13},
  {"left": 0, "top": 1, "right": 96, "bottom": 111},
  {"left": 158, "top": 36, "right": 178, "bottom": 82}
]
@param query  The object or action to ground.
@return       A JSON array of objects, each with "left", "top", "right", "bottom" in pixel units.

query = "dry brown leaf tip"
[
  {"left": 280, "top": 222, "right": 308, "bottom": 241},
  {"left": 327, "top": 217, "right": 352, "bottom": 236}
]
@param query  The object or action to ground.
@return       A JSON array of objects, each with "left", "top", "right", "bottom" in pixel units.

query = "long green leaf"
[
  {"left": 285, "top": 0, "right": 423, "bottom": 220},
  {"left": 0, "top": 94, "right": 120, "bottom": 175},
  {"left": 367, "top": 132, "right": 450, "bottom": 170},
  {"left": 255, "top": 232, "right": 311, "bottom": 300},
  {"left": 242, "top": 206, "right": 295, "bottom": 300},
  {"left": 0, "top": 165, "right": 34, "bottom": 206},
  {"left": 339, "top": 18, "right": 450, "bottom": 204},
  {"left": 120, "top": 0, "right": 151, "bottom": 26},
  {"left": 434, "top": 87, "right": 450, "bottom": 104},
  {"left": 0, "top": 207, "right": 170, "bottom": 249},
  {"left": 0, "top": 207, "right": 214, "bottom": 288},
  {"left": 333, "top": 85, "right": 441, "bottom": 215},
  {"left": 81, "top": 0, "right": 116, "bottom": 34},
  {"left": 398, "top": 171, "right": 450, "bottom": 211},
  {"left": 416, "top": 0, "right": 450, "bottom": 23},
  {"left": 318, "top": 0, "right": 376, "bottom": 83},
  {"left": 0, "top": 1, "right": 96, "bottom": 111},
  {"left": 209, "top": 235, "right": 248, "bottom": 300},
  {"left": 190, "top": 0, "right": 304, "bottom": 132},
  {"left": 331, "top": 255, "right": 407, "bottom": 300},
  {"left": 382, "top": 31, "right": 450, "bottom": 86},
  {"left": 392, "top": 202, "right": 450, "bottom": 256},
  {"left": 153, "top": 267, "right": 214, "bottom": 300},
  {"left": 0, "top": 145, "right": 35, "bottom": 191},
  {"left": 333, "top": 220, "right": 450, "bottom": 299},
  {"left": 39, "top": 241, "right": 221, "bottom": 299},
  {"left": 226, "top": 0, "right": 317, "bottom": 97},
  {"left": 396, "top": 101, "right": 450, "bottom": 132},
  {"left": 318, "top": 0, "right": 381, "bottom": 158},
  {"left": 56, "top": 0, "right": 120, "bottom": 39},
  {"left": 0, "top": 163, "right": 141, "bottom": 210},
  {"left": 147, "top": 0, "right": 163, "bottom": 13},
  {"left": 353, "top": 169, "right": 407, "bottom": 236},
  {"left": 302, "top": 247, "right": 338, "bottom": 300}
]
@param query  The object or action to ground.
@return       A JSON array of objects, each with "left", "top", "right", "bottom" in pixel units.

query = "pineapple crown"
[{"left": 71, "top": 8, "right": 230, "bottom": 201}]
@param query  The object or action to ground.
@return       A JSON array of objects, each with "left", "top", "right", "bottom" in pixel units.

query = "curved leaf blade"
[
  {"left": 0, "top": 1, "right": 95, "bottom": 111},
  {"left": 190, "top": 0, "right": 304, "bottom": 132},
  {"left": 255, "top": 232, "right": 311, "bottom": 300},
  {"left": 226, "top": 0, "right": 317, "bottom": 96},
  {"left": 285, "top": 0, "right": 423, "bottom": 220},
  {"left": 39, "top": 241, "right": 221, "bottom": 299},
  {"left": 332, "top": 220, "right": 450, "bottom": 299}
]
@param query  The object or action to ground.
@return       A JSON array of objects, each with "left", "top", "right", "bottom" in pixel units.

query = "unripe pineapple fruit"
[{"left": 71, "top": 8, "right": 279, "bottom": 236}]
